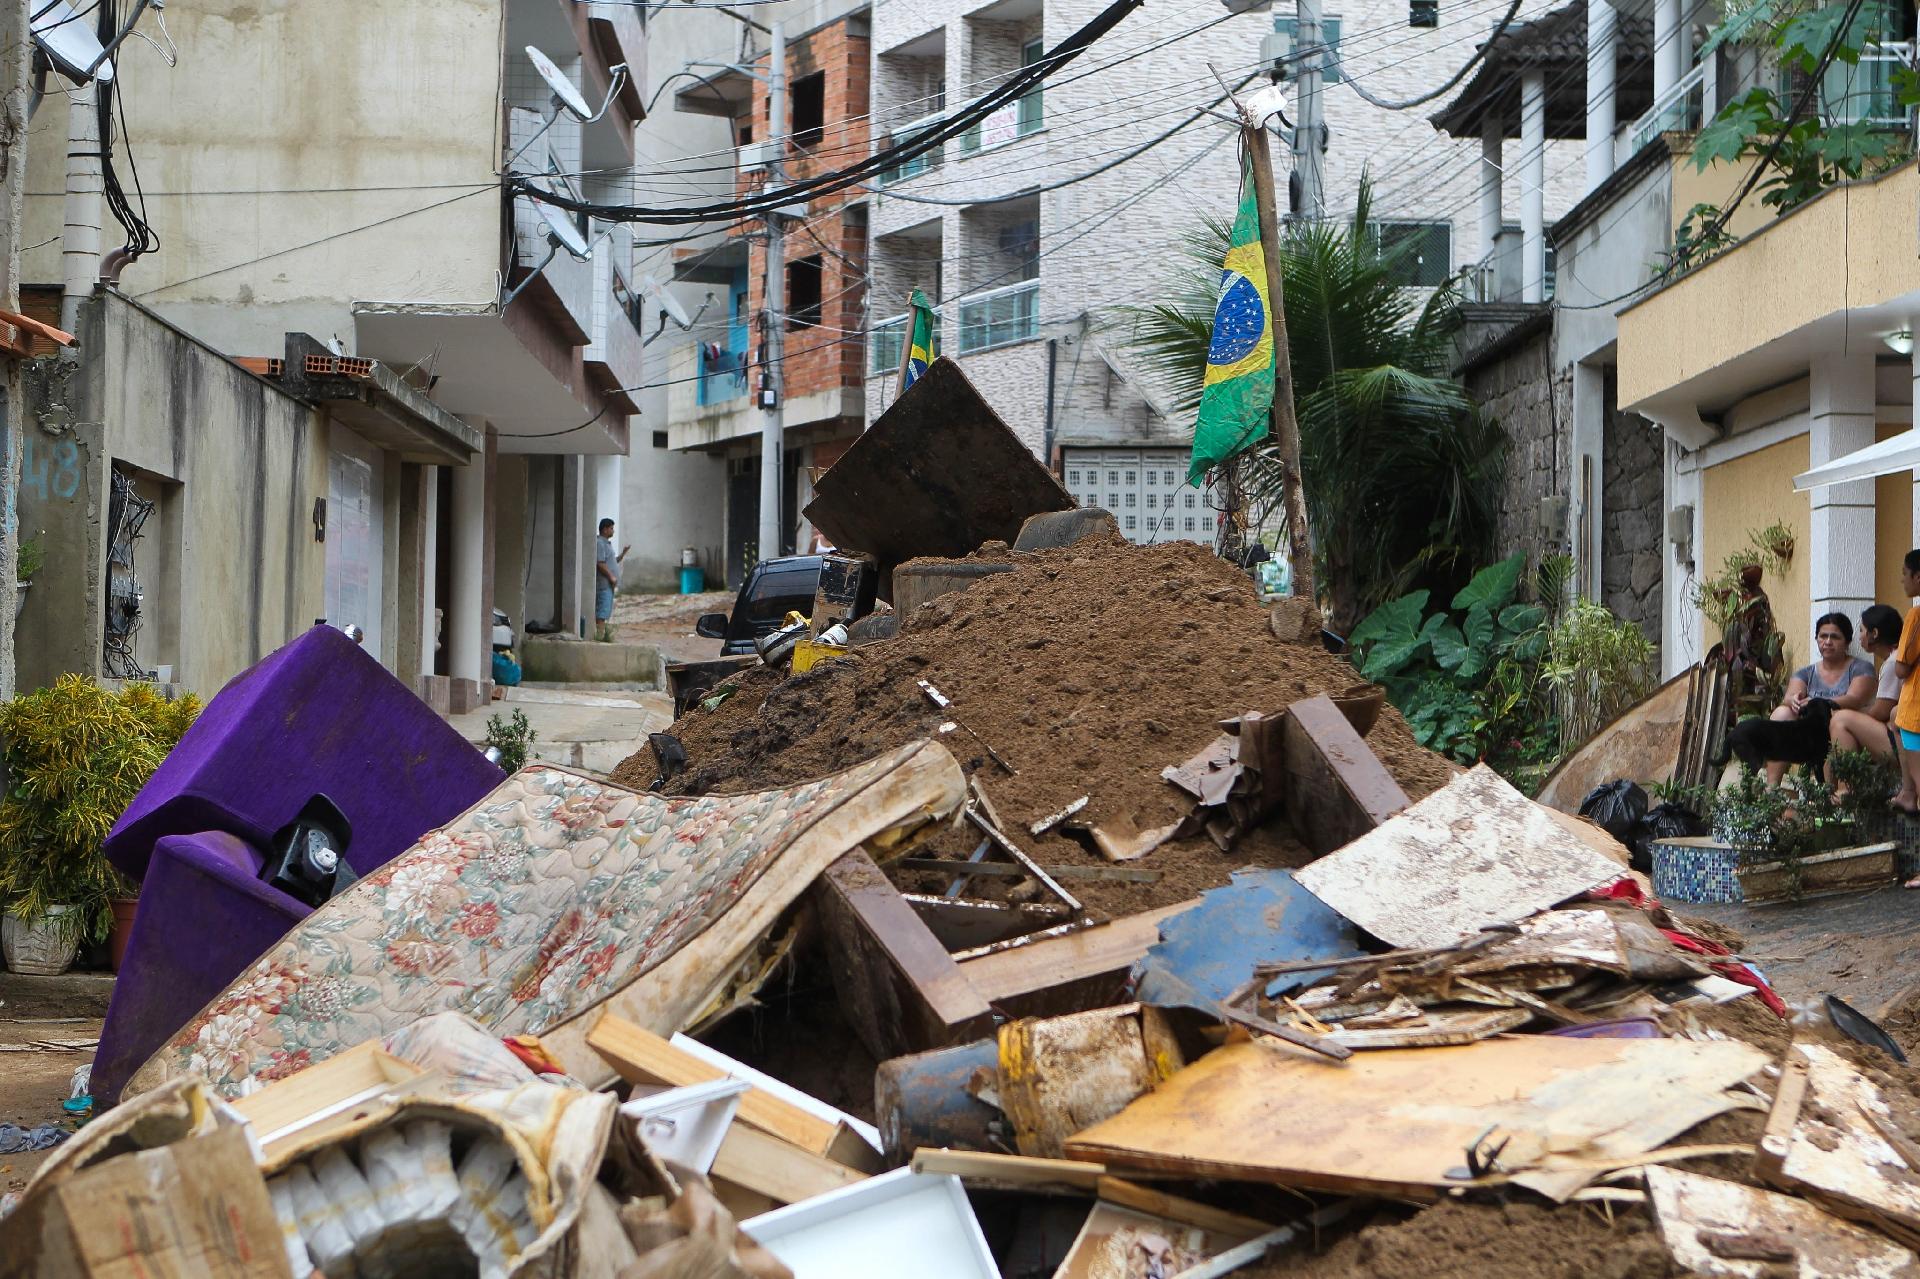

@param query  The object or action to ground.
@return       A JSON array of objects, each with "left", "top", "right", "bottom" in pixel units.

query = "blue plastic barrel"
[{"left": 678, "top": 566, "right": 706, "bottom": 595}]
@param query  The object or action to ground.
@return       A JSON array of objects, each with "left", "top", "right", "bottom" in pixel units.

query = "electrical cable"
[{"left": 1339, "top": 0, "right": 1525, "bottom": 110}]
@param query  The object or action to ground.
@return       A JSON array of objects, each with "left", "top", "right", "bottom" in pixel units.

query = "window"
[
  {"left": 1184, "top": 493, "right": 1196, "bottom": 509},
  {"left": 1273, "top": 15, "right": 1342, "bottom": 81},
  {"left": 787, "top": 256, "right": 823, "bottom": 328},
  {"left": 1409, "top": 0, "right": 1437, "bottom": 26},
  {"left": 1185, "top": 517, "right": 1197, "bottom": 532},
  {"left": 652, "top": 430, "right": 669, "bottom": 449},
  {"left": 1368, "top": 220, "right": 1452, "bottom": 288},
  {"left": 1499, "top": 222, "right": 1558, "bottom": 300},
  {"left": 1124, "top": 492, "right": 1136, "bottom": 507},
  {"left": 1018, "top": 38, "right": 1045, "bottom": 134},
  {"left": 791, "top": 71, "right": 826, "bottom": 148},
  {"left": 1068, "top": 469, "right": 1081, "bottom": 485},
  {"left": 1125, "top": 515, "right": 1138, "bottom": 531},
  {"left": 744, "top": 568, "right": 819, "bottom": 623}
]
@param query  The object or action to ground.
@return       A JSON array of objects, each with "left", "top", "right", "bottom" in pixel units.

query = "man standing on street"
[{"left": 595, "top": 518, "right": 628, "bottom": 642}]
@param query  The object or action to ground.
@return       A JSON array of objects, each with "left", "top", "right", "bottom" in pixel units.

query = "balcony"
[
  {"left": 584, "top": 224, "right": 645, "bottom": 412},
  {"left": 1627, "top": 60, "right": 1706, "bottom": 154},
  {"left": 699, "top": 326, "right": 749, "bottom": 407},
  {"left": 957, "top": 92, "right": 1043, "bottom": 157},
  {"left": 1816, "top": 41, "right": 1914, "bottom": 127},
  {"left": 880, "top": 110, "right": 947, "bottom": 184},
  {"left": 956, "top": 279, "right": 1038, "bottom": 353}
]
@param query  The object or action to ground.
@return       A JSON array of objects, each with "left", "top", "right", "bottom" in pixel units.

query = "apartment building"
[{"left": 17, "top": 0, "right": 647, "bottom": 705}]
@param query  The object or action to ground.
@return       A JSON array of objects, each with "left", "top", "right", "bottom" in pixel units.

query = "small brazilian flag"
[
  {"left": 901, "top": 289, "right": 937, "bottom": 394},
  {"left": 1188, "top": 151, "right": 1274, "bottom": 482}
]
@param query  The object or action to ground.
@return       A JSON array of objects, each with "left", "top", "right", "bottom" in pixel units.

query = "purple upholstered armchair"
[{"left": 93, "top": 625, "right": 503, "bottom": 1103}]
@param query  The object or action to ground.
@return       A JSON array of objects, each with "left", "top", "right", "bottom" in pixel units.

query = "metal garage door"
[{"left": 1060, "top": 448, "right": 1214, "bottom": 546}]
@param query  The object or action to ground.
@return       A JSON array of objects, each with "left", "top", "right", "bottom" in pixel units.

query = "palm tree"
[{"left": 1124, "top": 180, "right": 1506, "bottom": 635}]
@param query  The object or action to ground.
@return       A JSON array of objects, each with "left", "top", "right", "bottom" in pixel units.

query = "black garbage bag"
[
  {"left": 1579, "top": 779, "right": 1648, "bottom": 843},
  {"left": 1627, "top": 801, "right": 1710, "bottom": 874}
]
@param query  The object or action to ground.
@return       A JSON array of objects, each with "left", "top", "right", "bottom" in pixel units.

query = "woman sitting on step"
[
  {"left": 1826, "top": 604, "right": 1905, "bottom": 795},
  {"left": 1728, "top": 612, "right": 1876, "bottom": 785}
]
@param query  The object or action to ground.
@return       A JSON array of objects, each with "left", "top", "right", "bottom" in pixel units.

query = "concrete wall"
[
  {"left": 620, "top": 437, "right": 726, "bottom": 591},
  {"left": 22, "top": 0, "right": 506, "bottom": 353},
  {"left": 1699, "top": 434, "right": 1812, "bottom": 672},
  {"left": 16, "top": 292, "right": 328, "bottom": 696}
]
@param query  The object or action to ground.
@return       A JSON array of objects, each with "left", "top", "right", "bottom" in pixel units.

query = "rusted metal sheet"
[
  {"left": 996, "top": 1004, "right": 1184, "bottom": 1160},
  {"left": 802, "top": 358, "right": 1074, "bottom": 589}
]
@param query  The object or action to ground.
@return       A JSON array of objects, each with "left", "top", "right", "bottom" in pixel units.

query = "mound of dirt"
[{"left": 615, "top": 536, "right": 1456, "bottom": 913}]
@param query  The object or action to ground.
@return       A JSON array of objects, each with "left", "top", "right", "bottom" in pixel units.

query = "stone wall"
[
  {"left": 1463, "top": 322, "right": 1571, "bottom": 573},
  {"left": 1601, "top": 367, "right": 1664, "bottom": 640}
]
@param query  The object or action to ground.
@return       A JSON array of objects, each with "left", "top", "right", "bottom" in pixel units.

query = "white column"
[
  {"left": 1572, "top": 364, "right": 1606, "bottom": 598},
  {"left": 1520, "top": 71, "right": 1546, "bottom": 304},
  {"left": 449, "top": 457, "right": 486, "bottom": 683},
  {"left": 1585, "top": 0, "right": 1618, "bottom": 193},
  {"left": 419, "top": 466, "right": 439, "bottom": 678},
  {"left": 593, "top": 454, "right": 623, "bottom": 554},
  {"left": 1478, "top": 123, "right": 1503, "bottom": 273},
  {"left": 1654, "top": 0, "right": 1683, "bottom": 103},
  {"left": 1910, "top": 341, "right": 1920, "bottom": 574},
  {"left": 1809, "top": 352, "right": 1877, "bottom": 649}
]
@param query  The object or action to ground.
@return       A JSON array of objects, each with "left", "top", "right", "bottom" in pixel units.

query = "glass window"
[
  {"left": 1125, "top": 470, "right": 1136, "bottom": 484},
  {"left": 1108, "top": 470, "right": 1118, "bottom": 484},
  {"left": 1125, "top": 493, "right": 1137, "bottom": 507},
  {"left": 1184, "top": 517, "right": 1197, "bottom": 532},
  {"left": 1068, "top": 469, "right": 1080, "bottom": 485},
  {"left": 1184, "top": 493, "right": 1196, "bottom": 509},
  {"left": 744, "top": 568, "right": 819, "bottom": 623},
  {"left": 1124, "top": 515, "right": 1137, "bottom": 531},
  {"left": 1367, "top": 221, "right": 1452, "bottom": 288}
]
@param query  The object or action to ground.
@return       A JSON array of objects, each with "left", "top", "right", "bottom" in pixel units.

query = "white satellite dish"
[
  {"left": 537, "top": 197, "right": 593, "bottom": 259},
  {"left": 641, "top": 275, "right": 693, "bottom": 329},
  {"left": 527, "top": 45, "right": 592, "bottom": 121},
  {"left": 33, "top": 0, "right": 115, "bottom": 83}
]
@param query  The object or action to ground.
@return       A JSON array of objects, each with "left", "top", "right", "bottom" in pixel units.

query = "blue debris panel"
[{"left": 1133, "top": 867, "right": 1365, "bottom": 1012}]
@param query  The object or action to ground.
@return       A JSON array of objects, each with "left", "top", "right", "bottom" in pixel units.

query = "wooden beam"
[
  {"left": 959, "top": 899, "right": 1201, "bottom": 1020},
  {"left": 710, "top": 1122, "right": 869, "bottom": 1207},
  {"left": 911, "top": 1149, "right": 1108, "bottom": 1193},
  {"left": 1279, "top": 694, "right": 1411, "bottom": 856},
  {"left": 814, "top": 849, "right": 996, "bottom": 1061},
  {"left": 895, "top": 857, "right": 1163, "bottom": 884}
]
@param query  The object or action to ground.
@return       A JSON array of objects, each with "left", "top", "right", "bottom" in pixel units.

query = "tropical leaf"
[
  {"left": 1500, "top": 603, "right": 1549, "bottom": 635},
  {"left": 1349, "top": 589, "right": 1429, "bottom": 649},
  {"left": 1452, "top": 552, "right": 1525, "bottom": 613}
]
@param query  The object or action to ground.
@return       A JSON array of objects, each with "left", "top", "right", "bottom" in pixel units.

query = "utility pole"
[
  {"left": 757, "top": 20, "right": 787, "bottom": 566},
  {"left": 0, "top": 0, "right": 27, "bottom": 698},
  {"left": 60, "top": 79, "right": 101, "bottom": 337},
  {"left": 1291, "top": 0, "right": 1325, "bottom": 220},
  {"left": 1244, "top": 115, "right": 1315, "bottom": 602}
]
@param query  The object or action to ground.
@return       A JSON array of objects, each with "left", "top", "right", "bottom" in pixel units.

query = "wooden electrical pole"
[{"left": 1241, "top": 118, "right": 1316, "bottom": 604}]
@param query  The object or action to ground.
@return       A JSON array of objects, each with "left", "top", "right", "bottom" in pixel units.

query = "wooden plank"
[
  {"left": 910, "top": 1149, "right": 1108, "bottom": 1192},
  {"left": 1536, "top": 672, "right": 1692, "bottom": 812},
  {"left": 709, "top": 1122, "right": 869, "bottom": 1207},
  {"left": 1279, "top": 695, "right": 1411, "bottom": 856},
  {"left": 1293, "top": 765, "right": 1628, "bottom": 950},
  {"left": 959, "top": 899, "right": 1201, "bottom": 1018},
  {"left": 1757, "top": 1043, "right": 1920, "bottom": 1249},
  {"left": 227, "top": 1041, "right": 432, "bottom": 1163},
  {"left": 1095, "top": 1178, "right": 1276, "bottom": 1238},
  {"left": 587, "top": 1014, "right": 842, "bottom": 1157},
  {"left": 1065, "top": 1036, "right": 1768, "bottom": 1202},
  {"left": 896, "top": 857, "right": 1163, "bottom": 884},
  {"left": 1646, "top": 1166, "right": 1917, "bottom": 1278},
  {"left": 814, "top": 849, "right": 996, "bottom": 1061}
]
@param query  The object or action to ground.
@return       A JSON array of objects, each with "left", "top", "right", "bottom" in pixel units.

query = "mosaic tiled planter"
[{"left": 1650, "top": 837, "right": 1745, "bottom": 904}]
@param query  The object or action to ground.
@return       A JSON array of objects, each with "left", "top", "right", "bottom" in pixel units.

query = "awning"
[{"left": 1793, "top": 428, "right": 1920, "bottom": 491}]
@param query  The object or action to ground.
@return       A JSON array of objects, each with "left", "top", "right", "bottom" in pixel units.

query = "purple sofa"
[{"left": 93, "top": 626, "right": 504, "bottom": 1103}]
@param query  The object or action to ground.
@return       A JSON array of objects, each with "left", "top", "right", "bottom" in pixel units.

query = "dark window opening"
[
  {"left": 652, "top": 430, "right": 670, "bottom": 449},
  {"left": 738, "top": 118, "right": 754, "bottom": 145},
  {"left": 791, "top": 71, "right": 826, "bottom": 148},
  {"left": 787, "top": 255, "right": 824, "bottom": 328},
  {"left": 1409, "top": 0, "right": 1437, "bottom": 26}
]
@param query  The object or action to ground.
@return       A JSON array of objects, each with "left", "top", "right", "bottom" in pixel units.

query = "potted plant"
[
  {"left": 0, "top": 677, "right": 199, "bottom": 974},
  {"left": 1736, "top": 770, "right": 1896, "bottom": 904},
  {"left": 1752, "top": 520, "right": 1796, "bottom": 570},
  {"left": 15, "top": 536, "right": 41, "bottom": 620}
]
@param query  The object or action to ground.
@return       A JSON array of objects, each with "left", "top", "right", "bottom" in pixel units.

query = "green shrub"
[
  {"left": 0, "top": 676, "right": 199, "bottom": 941},
  {"left": 484, "top": 709, "right": 536, "bottom": 774}
]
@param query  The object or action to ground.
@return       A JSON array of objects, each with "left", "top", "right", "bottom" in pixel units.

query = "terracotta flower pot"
[{"left": 109, "top": 897, "right": 139, "bottom": 972}]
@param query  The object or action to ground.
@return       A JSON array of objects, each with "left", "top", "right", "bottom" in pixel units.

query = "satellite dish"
[
  {"left": 641, "top": 275, "right": 693, "bottom": 329},
  {"left": 527, "top": 45, "right": 592, "bottom": 121},
  {"left": 537, "top": 197, "right": 593, "bottom": 259},
  {"left": 33, "top": 0, "right": 115, "bottom": 83}
]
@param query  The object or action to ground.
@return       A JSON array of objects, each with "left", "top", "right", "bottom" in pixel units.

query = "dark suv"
[{"left": 694, "top": 555, "right": 824, "bottom": 656}]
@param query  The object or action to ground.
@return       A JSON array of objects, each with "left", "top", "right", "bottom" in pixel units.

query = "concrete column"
[
  {"left": 420, "top": 465, "right": 439, "bottom": 678},
  {"left": 1585, "top": 0, "right": 1618, "bottom": 193},
  {"left": 1809, "top": 352, "right": 1877, "bottom": 650},
  {"left": 449, "top": 452, "right": 486, "bottom": 684},
  {"left": 1654, "top": 0, "right": 1682, "bottom": 102},
  {"left": 394, "top": 462, "right": 427, "bottom": 685},
  {"left": 1478, "top": 123, "right": 1503, "bottom": 276},
  {"left": 592, "top": 453, "right": 623, "bottom": 584},
  {"left": 559, "top": 454, "right": 584, "bottom": 636},
  {"left": 1520, "top": 70, "right": 1546, "bottom": 304}
]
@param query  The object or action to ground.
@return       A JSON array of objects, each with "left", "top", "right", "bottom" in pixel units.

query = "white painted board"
[
  {"left": 1294, "top": 765, "right": 1627, "bottom": 949},
  {"left": 618, "top": 1078, "right": 748, "bottom": 1176},
  {"left": 1646, "top": 1166, "right": 1917, "bottom": 1278},
  {"left": 669, "top": 1031, "right": 882, "bottom": 1153},
  {"left": 744, "top": 1169, "right": 998, "bottom": 1279}
]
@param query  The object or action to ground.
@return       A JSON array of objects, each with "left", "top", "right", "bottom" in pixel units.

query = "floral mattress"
[{"left": 129, "top": 740, "right": 964, "bottom": 1099}]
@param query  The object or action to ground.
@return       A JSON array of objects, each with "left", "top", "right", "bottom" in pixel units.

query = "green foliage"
[
  {"left": 15, "top": 537, "right": 42, "bottom": 583},
  {"left": 1662, "top": 203, "right": 1739, "bottom": 273},
  {"left": 0, "top": 676, "right": 200, "bottom": 942},
  {"left": 1692, "top": 1, "right": 1920, "bottom": 218},
  {"left": 1123, "top": 178, "right": 1504, "bottom": 634},
  {"left": 484, "top": 709, "right": 537, "bottom": 774},
  {"left": 1542, "top": 598, "right": 1657, "bottom": 750}
]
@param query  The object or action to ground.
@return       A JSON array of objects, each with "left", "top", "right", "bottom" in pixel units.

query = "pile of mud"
[{"left": 615, "top": 535, "right": 1455, "bottom": 913}]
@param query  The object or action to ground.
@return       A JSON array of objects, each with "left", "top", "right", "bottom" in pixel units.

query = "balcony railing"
[
  {"left": 880, "top": 109, "right": 947, "bottom": 184},
  {"left": 956, "top": 279, "right": 1039, "bottom": 354},
  {"left": 1814, "top": 41, "right": 1914, "bottom": 127},
  {"left": 958, "top": 92, "right": 1044, "bottom": 156},
  {"left": 869, "top": 306, "right": 943, "bottom": 375},
  {"left": 1628, "top": 60, "right": 1707, "bottom": 154}
]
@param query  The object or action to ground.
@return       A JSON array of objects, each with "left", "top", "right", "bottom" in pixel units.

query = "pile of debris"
[{"left": 11, "top": 363, "right": 1920, "bottom": 1278}]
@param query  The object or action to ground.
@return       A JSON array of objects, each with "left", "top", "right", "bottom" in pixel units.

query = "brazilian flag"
[
  {"left": 1188, "top": 151, "right": 1274, "bottom": 482},
  {"left": 901, "top": 289, "right": 937, "bottom": 393}
]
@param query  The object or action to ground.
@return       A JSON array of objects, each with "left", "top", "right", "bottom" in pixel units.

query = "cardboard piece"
[
  {"left": 1645, "top": 1166, "right": 1917, "bottom": 1278},
  {"left": 1065, "top": 1035, "right": 1768, "bottom": 1202},
  {"left": 1278, "top": 695, "right": 1411, "bottom": 856},
  {"left": 802, "top": 358, "right": 1074, "bottom": 586},
  {"left": 1757, "top": 1043, "right": 1920, "bottom": 1249},
  {"left": 1294, "top": 765, "right": 1627, "bottom": 950},
  {"left": 0, "top": 1124, "right": 288, "bottom": 1279}
]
